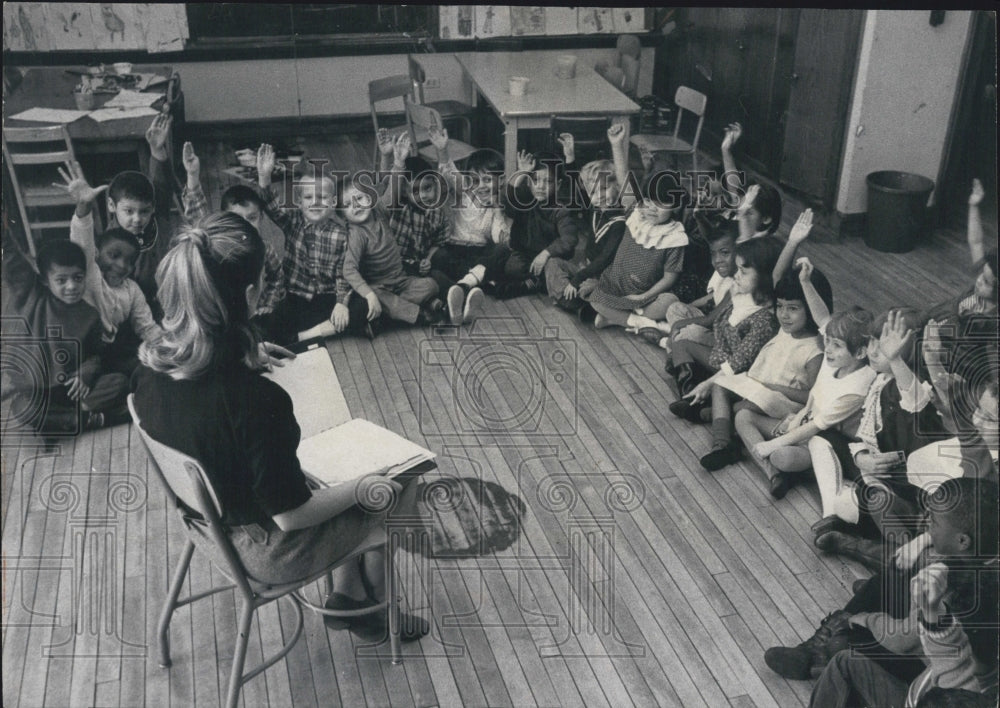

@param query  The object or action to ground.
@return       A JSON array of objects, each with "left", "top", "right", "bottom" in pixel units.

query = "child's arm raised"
[
  {"left": 509, "top": 150, "right": 534, "bottom": 189},
  {"left": 256, "top": 143, "right": 298, "bottom": 234},
  {"left": 430, "top": 127, "right": 459, "bottom": 190},
  {"left": 772, "top": 208, "right": 813, "bottom": 282},
  {"left": 607, "top": 119, "right": 634, "bottom": 208},
  {"left": 180, "top": 141, "right": 210, "bottom": 222},
  {"left": 144, "top": 113, "right": 175, "bottom": 220},
  {"left": 720, "top": 122, "right": 741, "bottom": 179},
  {"left": 967, "top": 178, "right": 985, "bottom": 266},
  {"left": 381, "top": 132, "right": 410, "bottom": 208},
  {"left": 796, "top": 256, "right": 831, "bottom": 330},
  {"left": 59, "top": 161, "right": 110, "bottom": 297}
]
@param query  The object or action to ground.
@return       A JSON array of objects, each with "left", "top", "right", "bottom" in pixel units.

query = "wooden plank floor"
[{"left": 2, "top": 132, "right": 983, "bottom": 707}]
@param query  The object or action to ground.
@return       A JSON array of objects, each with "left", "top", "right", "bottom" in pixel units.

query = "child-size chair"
[
  {"left": 405, "top": 98, "right": 476, "bottom": 164},
  {"left": 629, "top": 86, "right": 707, "bottom": 175},
  {"left": 2, "top": 124, "right": 79, "bottom": 257},
  {"left": 368, "top": 75, "right": 417, "bottom": 169},
  {"left": 127, "top": 395, "right": 403, "bottom": 708},
  {"left": 594, "top": 35, "right": 642, "bottom": 99},
  {"left": 407, "top": 54, "right": 474, "bottom": 143}
]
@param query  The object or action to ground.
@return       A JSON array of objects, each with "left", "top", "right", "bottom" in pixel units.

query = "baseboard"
[{"left": 832, "top": 211, "right": 866, "bottom": 240}]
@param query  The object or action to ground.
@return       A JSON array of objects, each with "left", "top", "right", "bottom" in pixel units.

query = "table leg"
[
  {"left": 137, "top": 142, "right": 151, "bottom": 177},
  {"left": 503, "top": 118, "right": 519, "bottom": 184}
]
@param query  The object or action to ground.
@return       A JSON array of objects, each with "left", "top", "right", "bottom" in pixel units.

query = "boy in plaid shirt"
[
  {"left": 257, "top": 143, "right": 365, "bottom": 344},
  {"left": 179, "top": 142, "right": 285, "bottom": 337}
]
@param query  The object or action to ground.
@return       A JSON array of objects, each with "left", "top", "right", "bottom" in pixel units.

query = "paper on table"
[
  {"left": 87, "top": 106, "right": 161, "bottom": 122},
  {"left": 297, "top": 418, "right": 436, "bottom": 487},
  {"left": 10, "top": 107, "right": 90, "bottom": 124},
  {"left": 103, "top": 90, "right": 162, "bottom": 108},
  {"left": 263, "top": 345, "right": 351, "bottom": 439},
  {"left": 133, "top": 73, "right": 170, "bottom": 90}
]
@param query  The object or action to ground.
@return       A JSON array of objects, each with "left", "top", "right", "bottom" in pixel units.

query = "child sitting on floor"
[
  {"left": 693, "top": 268, "right": 830, "bottom": 472},
  {"left": 666, "top": 237, "right": 783, "bottom": 403},
  {"left": 737, "top": 258, "right": 877, "bottom": 498},
  {"left": 256, "top": 143, "right": 358, "bottom": 344},
  {"left": 427, "top": 128, "right": 510, "bottom": 325},
  {"left": 1, "top": 235, "right": 128, "bottom": 434},
  {"left": 178, "top": 141, "right": 286, "bottom": 337},
  {"left": 61, "top": 161, "right": 159, "bottom": 378},
  {"left": 809, "top": 308, "right": 948, "bottom": 549}
]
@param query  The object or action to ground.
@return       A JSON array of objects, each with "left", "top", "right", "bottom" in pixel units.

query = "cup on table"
[
  {"left": 555, "top": 55, "right": 578, "bottom": 79},
  {"left": 509, "top": 76, "right": 530, "bottom": 97},
  {"left": 113, "top": 62, "right": 133, "bottom": 76}
]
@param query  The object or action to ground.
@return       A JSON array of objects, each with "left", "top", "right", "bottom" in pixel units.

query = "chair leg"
[
  {"left": 225, "top": 599, "right": 257, "bottom": 708},
  {"left": 387, "top": 544, "right": 401, "bottom": 664},
  {"left": 157, "top": 539, "right": 196, "bottom": 668}
]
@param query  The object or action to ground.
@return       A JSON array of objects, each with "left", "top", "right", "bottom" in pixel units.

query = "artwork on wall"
[
  {"left": 2, "top": 2, "right": 188, "bottom": 53},
  {"left": 439, "top": 5, "right": 474, "bottom": 40},
  {"left": 510, "top": 6, "right": 546, "bottom": 36},
  {"left": 613, "top": 8, "right": 646, "bottom": 34},
  {"left": 578, "top": 8, "right": 614, "bottom": 34},
  {"left": 475, "top": 5, "right": 511, "bottom": 38},
  {"left": 544, "top": 7, "right": 578, "bottom": 36}
]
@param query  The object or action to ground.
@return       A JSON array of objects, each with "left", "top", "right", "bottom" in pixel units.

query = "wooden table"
[
  {"left": 453, "top": 51, "right": 639, "bottom": 179},
  {"left": 3, "top": 64, "right": 174, "bottom": 173}
]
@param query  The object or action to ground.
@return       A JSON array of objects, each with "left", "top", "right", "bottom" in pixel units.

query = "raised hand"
[
  {"left": 880, "top": 310, "right": 915, "bottom": 363},
  {"left": 144, "top": 112, "right": 172, "bottom": 161},
  {"left": 796, "top": 256, "right": 814, "bottom": 283},
  {"left": 721, "top": 122, "right": 742, "bottom": 151},
  {"left": 181, "top": 141, "right": 200, "bottom": 177},
  {"left": 556, "top": 132, "right": 575, "bottom": 163},
  {"left": 969, "top": 178, "right": 984, "bottom": 206},
  {"left": 393, "top": 132, "right": 412, "bottom": 165},
  {"left": 789, "top": 208, "right": 814, "bottom": 244},
  {"left": 428, "top": 126, "right": 449, "bottom": 151},
  {"left": 737, "top": 183, "right": 760, "bottom": 214},
  {"left": 376, "top": 127, "right": 395, "bottom": 156},
  {"left": 516, "top": 150, "right": 536, "bottom": 173},
  {"left": 257, "top": 143, "right": 276, "bottom": 187},
  {"left": 607, "top": 120, "right": 627, "bottom": 146},
  {"left": 56, "top": 160, "right": 107, "bottom": 205}
]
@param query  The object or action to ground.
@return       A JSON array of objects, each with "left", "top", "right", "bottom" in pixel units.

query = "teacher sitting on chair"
[{"left": 132, "top": 211, "right": 428, "bottom": 641}]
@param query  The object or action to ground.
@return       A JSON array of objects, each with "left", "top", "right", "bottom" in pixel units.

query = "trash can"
[{"left": 864, "top": 171, "right": 935, "bottom": 253}]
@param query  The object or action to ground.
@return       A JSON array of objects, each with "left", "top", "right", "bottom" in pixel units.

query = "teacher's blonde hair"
[{"left": 140, "top": 212, "right": 267, "bottom": 379}]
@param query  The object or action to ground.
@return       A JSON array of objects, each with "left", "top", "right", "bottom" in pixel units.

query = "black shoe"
[
  {"left": 852, "top": 578, "right": 870, "bottom": 594},
  {"left": 769, "top": 472, "right": 795, "bottom": 500},
  {"left": 323, "top": 592, "right": 378, "bottom": 631},
  {"left": 668, "top": 398, "right": 705, "bottom": 423},
  {"left": 578, "top": 304, "right": 597, "bottom": 324},
  {"left": 675, "top": 362, "right": 696, "bottom": 396},
  {"left": 700, "top": 441, "right": 742, "bottom": 471},
  {"left": 349, "top": 610, "right": 430, "bottom": 643},
  {"left": 815, "top": 531, "right": 888, "bottom": 574},
  {"left": 764, "top": 610, "right": 852, "bottom": 680},
  {"left": 811, "top": 515, "right": 854, "bottom": 540}
]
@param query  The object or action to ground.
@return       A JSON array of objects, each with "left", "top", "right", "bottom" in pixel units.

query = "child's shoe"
[
  {"left": 578, "top": 303, "right": 598, "bottom": 324},
  {"left": 668, "top": 398, "right": 705, "bottom": 423},
  {"left": 768, "top": 472, "right": 796, "bottom": 500},
  {"left": 83, "top": 411, "right": 106, "bottom": 431},
  {"left": 764, "top": 610, "right": 852, "bottom": 680},
  {"left": 700, "top": 441, "right": 742, "bottom": 471},
  {"left": 463, "top": 287, "right": 484, "bottom": 323},
  {"left": 447, "top": 285, "right": 466, "bottom": 325}
]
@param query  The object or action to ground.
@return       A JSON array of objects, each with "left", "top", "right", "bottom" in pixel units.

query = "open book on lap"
[{"left": 264, "top": 344, "right": 435, "bottom": 487}]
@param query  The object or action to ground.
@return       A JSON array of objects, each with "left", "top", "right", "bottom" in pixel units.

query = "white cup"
[
  {"left": 113, "top": 62, "right": 132, "bottom": 76},
  {"left": 556, "top": 55, "right": 577, "bottom": 79},
  {"left": 509, "top": 76, "right": 530, "bottom": 96}
]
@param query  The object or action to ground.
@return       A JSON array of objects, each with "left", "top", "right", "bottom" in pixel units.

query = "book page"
[
  {"left": 297, "top": 418, "right": 435, "bottom": 487},
  {"left": 263, "top": 345, "right": 351, "bottom": 439}
]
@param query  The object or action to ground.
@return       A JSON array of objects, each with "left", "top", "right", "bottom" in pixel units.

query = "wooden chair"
[
  {"left": 405, "top": 98, "right": 476, "bottom": 164},
  {"left": 629, "top": 86, "right": 707, "bottom": 175},
  {"left": 368, "top": 74, "right": 417, "bottom": 169},
  {"left": 549, "top": 115, "right": 611, "bottom": 165},
  {"left": 407, "top": 54, "right": 474, "bottom": 143},
  {"left": 2, "top": 125, "right": 78, "bottom": 257},
  {"left": 127, "top": 396, "right": 401, "bottom": 708}
]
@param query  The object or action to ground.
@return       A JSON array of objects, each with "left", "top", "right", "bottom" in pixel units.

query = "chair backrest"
[
  {"left": 2, "top": 124, "right": 77, "bottom": 257},
  {"left": 616, "top": 34, "right": 642, "bottom": 61},
  {"left": 127, "top": 395, "right": 255, "bottom": 596},
  {"left": 550, "top": 116, "right": 611, "bottom": 161},
  {"left": 405, "top": 97, "right": 443, "bottom": 150},
  {"left": 368, "top": 74, "right": 415, "bottom": 136},
  {"left": 407, "top": 54, "right": 428, "bottom": 104},
  {"left": 673, "top": 86, "right": 708, "bottom": 148}
]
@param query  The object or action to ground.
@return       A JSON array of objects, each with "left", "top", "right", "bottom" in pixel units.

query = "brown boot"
[
  {"left": 764, "top": 610, "right": 852, "bottom": 680},
  {"left": 815, "top": 530, "right": 889, "bottom": 574}
]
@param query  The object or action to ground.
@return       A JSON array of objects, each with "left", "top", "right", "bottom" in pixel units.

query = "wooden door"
[{"left": 779, "top": 10, "right": 864, "bottom": 206}]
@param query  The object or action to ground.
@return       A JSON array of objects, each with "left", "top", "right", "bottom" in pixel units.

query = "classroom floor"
[{"left": 1, "top": 132, "right": 976, "bottom": 707}]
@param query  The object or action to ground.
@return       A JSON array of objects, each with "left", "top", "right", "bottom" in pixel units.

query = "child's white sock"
[
  {"left": 458, "top": 265, "right": 486, "bottom": 289},
  {"left": 298, "top": 320, "right": 337, "bottom": 341},
  {"left": 810, "top": 436, "right": 860, "bottom": 523}
]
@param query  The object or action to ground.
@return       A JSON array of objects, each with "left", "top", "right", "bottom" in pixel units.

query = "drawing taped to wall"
[{"left": 510, "top": 6, "right": 546, "bottom": 36}]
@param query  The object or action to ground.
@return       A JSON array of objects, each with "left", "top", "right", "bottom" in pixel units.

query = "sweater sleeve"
[
  {"left": 255, "top": 243, "right": 286, "bottom": 316},
  {"left": 907, "top": 616, "right": 983, "bottom": 706},
  {"left": 263, "top": 183, "right": 300, "bottom": 237},
  {"left": 1, "top": 233, "right": 41, "bottom": 309},
  {"left": 572, "top": 220, "right": 626, "bottom": 287},
  {"left": 341, "top": 228, "right": 373, "bottom": 299},
  {"left": 126, "top": 282, "right": 160, "bottom": 341},
  {"left": 70, "top": 212, "right": 105, "bottom": 300},
  {"left": 545, "top": 207, "right": 580, "bottom": 260},
  {"left": 181, "top": 182, "right": 211, "bottom": 223}
]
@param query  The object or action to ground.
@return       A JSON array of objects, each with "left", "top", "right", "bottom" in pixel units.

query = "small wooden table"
[
  {"left": 453, "top": 51, "right": 639, "bottom": 179},
  {"left": 3, "top": 64, "right": 175, "bottom": 173}
]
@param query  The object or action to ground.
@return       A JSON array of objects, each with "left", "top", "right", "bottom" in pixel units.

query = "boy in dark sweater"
[{"left": 2, "top": 236, "right": 128, "bottom": 434}]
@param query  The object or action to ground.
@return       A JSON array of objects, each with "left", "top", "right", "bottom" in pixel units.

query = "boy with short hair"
[
  {"left": 256, "top": 143, "right": 350, "bottom": 344},
  {"left": 1, "top": 235, "right": 128, "bottom": 434},
  {"left": 179, "top": 141, "right": 286, "bottom": 335},
  {"left": 61, "top": 161, "right": 159, "bottom": 378}
]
